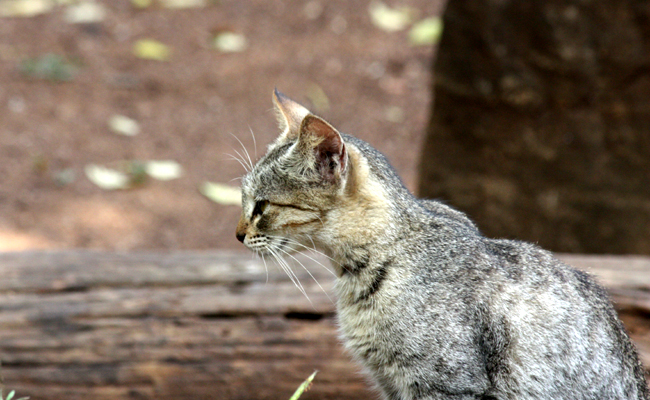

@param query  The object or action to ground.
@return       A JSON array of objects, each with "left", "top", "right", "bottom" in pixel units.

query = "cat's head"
[{"left": 235, "top": 89, "right": 352, "bottom": 256}]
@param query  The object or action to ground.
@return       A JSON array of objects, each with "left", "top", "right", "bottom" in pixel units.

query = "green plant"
[
  {"left": 288, "top": 371, "right": 317, "bottom": 400},
  {"left": 0, "top": 389, "right": 29, "bottom": 400}
]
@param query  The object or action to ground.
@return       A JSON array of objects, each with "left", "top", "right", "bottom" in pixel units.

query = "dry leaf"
[
  {"left": 85, "top": 164, "right": 130, "bottom": 190},
  {"left": 160, "top": 0, "right": 206, "bottom": 8},
  {"left": 369, "top": 2, "right": 414, "bottom": 32},
  {"left": 133, "top": 39, "right": 171, "bottom": 61},
  {"left": 200, "top": 182, "right": 241, "bottom": 206},
  {"left": 108, "top": 115, "right": 140, "bottom": 136},
  {"left": 0, "top": 0, "right": 53, "bottom": 18},
  {"left": 384, "top": 106, "right": 404, "bottom": 123},
  {"left": 213, "top": 32, "right": 248, "bottom": 53},
  {"left": 64, "top": 1, "right": 106, "bottom": 24},
  {"left": 306, "top": 83, "right": 330, "bottom": 112},
  {"left": 145, "top": 160, "right": 182, "bottom": 181},
  {"left": 131, "top": 0, "right": 152, "bottom": 8}
]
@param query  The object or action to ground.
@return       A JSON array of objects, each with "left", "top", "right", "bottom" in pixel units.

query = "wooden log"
[{"left": 0, "top": 251, "right": 648, "bottom": 399}]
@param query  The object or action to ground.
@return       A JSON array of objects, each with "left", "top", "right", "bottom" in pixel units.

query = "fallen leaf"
[
  {"left": 369, "top": 2, "right": 414, "bottom": 32},
  {"left": 19, "top": 53, "right": 78, "bottom": 82},
  {"left": 289, "top": 371, "right": 318, "bottom": 400},
  {"left": 108, "top": 115, "right": 140, "bottom": 136},
  {"left": 409, "top": 17, "right": 443, "bottom": 46},
  {"left": 200, "top": 182, "right": 241, "bottom": 206},
  {"left": 53, "top": 168, "right": 76, "bottom": 186},
  {"left": 64, "top": 1, "right": 106, "bottom": 24},
  {"left": 131, "top": 0, "right": 152, "bottom": 8},
  {"left": 306, "top": 83, "right": 330, "bottom": 112},
  {"left": 126, "top": 160, "right": 148, "bottom": 186},
  {"left": 145, "top": 160, "right": 183, "bottom": 181},
  {"left": 303, "top": 1, "right": 323, "bottom": 20},
  {"left": 212, "top": 32, "right": 248, "bottom": 53},
  {"left": 85, "top": 164, "right": 130, "bottom": 190},
  {"left": 160, "top": 0, "right": 206, "bottom": 8},
  {"left": 384, "top": 105, "right": 404, "bottom": 123},
  {"left": 133, "top": 39, "right": 171, "bottom": 61},
  {"left": 0, "top": 0, "right": 53, "bottom": 18}
]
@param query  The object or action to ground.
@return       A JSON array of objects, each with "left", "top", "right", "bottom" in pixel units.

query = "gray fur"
[{"left": 236, "top": 92, "right": 649, "bottom": 400}]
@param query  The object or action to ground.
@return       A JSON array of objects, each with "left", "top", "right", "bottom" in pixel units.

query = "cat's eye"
[{"left": 252, "top": 200, "right": 269, "bottom": 217}]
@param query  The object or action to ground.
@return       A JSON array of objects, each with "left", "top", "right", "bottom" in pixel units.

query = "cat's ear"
[
  {"left": 272, "top": 89, "right": 310, "bottom": 141},
  {"left": 299, "top": 114, "right": 348, "bottom": 184}
]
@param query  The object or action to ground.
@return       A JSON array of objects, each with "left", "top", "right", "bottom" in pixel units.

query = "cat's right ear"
[{"left": 272, "top": 89, "right": 310, "bottom": 141}]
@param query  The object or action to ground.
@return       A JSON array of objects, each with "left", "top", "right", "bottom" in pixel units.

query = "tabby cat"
[{"left": 235, "top": 90, "right": 649, "bottom": 400}]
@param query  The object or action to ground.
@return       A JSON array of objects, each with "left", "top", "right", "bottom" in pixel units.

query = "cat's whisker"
[
  {"left": 259, "top": 252, "right": 269, "bottom": 285},
  {"left": 266, "top": 235, "right": 339, "bottom": 278},
  {"left": 268, "top": 247, "right": 311, "bottom": 304},
  {"left": 223, "top": 152, "right": 251, "bottom": 172},
  {"left": 249, "top": 250, "right": 269, "bottom": 285},
  {"left": 266, "top": 234, "right": 333, "bottom": 263},
  {"left": 315, "top": 215, "right": 325, "bottom": 227},
  {"left": 276, "top": 245, "right": 334, "bottom": 304},
  {"left": 269, "top": 234, "right": 350, "bottom": 275},
  {"left": 232, "top": 148, "right": 253, "bottom": 171},
  {"left": 248, "top": 126, "right": 258, "bottom": 160},
  {"left": 229, "top": 133, "right": 254, "bottom": 171}
]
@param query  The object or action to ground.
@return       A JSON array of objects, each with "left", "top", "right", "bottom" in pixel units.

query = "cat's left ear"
[
  {"left": 272, "top": 89, "right": 310, "bottom": 141},
  {"left": 299, "top": 114, "right": 347, "bottom": 184}
]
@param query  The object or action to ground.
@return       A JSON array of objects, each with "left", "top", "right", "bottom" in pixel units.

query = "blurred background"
[
  {"left": 1, "top": 1, "right": 650, "bottom": 399},
  {"left": 0, "top": 0, "right": 443, "bottom": 252}
]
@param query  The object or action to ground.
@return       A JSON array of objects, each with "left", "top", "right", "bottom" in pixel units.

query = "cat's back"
[
  {"left": 390, "top": 203, "right": 649, "bottom": 399},
  {"left": 469, "top": 238, "right": 649, "bottom": 399}
]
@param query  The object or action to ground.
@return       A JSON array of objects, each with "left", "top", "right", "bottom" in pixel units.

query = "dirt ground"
[{"left": 0, "top": 0, "right": 445, "bottom": 252}]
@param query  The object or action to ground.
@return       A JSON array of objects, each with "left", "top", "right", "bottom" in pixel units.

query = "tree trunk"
[{"left": 419, "top": 0, "right": 650, "bottom": 254}]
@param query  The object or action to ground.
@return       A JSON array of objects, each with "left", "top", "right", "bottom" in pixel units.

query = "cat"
[{"left": 235, "top": 89, "right": 649, "bottom": 400}]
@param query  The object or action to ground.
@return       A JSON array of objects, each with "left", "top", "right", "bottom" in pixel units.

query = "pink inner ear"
[{"left": 302, "top": 115, "right": 347, "bottom": 182}]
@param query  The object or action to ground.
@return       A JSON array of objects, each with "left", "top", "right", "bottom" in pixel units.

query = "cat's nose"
[{"left": 236, "top": 232, "right": 246, "bottom": 243}]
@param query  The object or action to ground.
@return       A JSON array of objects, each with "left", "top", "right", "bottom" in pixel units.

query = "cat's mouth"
[{"left": 245, "top": 234, "right": 299, "bottom": 257}]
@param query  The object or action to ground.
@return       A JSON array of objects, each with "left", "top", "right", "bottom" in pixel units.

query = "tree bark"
[{"left": 419, "top": 0, "right": 650, "bottom": 254}]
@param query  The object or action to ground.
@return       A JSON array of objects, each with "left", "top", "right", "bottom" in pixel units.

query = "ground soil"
[{"left": 0, "top": 0, "right": 444, "bottom": 252}]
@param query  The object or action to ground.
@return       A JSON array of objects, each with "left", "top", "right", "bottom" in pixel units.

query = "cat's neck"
[{"left": 317, "top": 144, "right": 410, "bottom": 276}]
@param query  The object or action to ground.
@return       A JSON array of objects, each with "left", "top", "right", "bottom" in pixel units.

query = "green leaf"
[
  {"left": 6, "top": 390, "right": 15, "bottom": 400},
  {"left": 408, "top": 17, "right": 443, "bottom": 46},
  {"left": 133, "top": 39, "right": 171, "bottom": 61},
  {"left": 200, "top": 182, "right": 241, "bottom": 206},
  {"left": 289, "top": 371, "right": 318, "bottom": 400},
  {"left": 19, "top": 53, "right": 78, "bottom": 82}
]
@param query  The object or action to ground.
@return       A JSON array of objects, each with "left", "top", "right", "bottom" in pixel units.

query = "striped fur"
[{"left": 236, "top": 90, "right": 649, "bottom": 400}]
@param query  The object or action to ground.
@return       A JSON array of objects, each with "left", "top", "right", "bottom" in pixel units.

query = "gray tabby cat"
[{"left": 236, "top": 90, "right": 649, "bottom": 400}]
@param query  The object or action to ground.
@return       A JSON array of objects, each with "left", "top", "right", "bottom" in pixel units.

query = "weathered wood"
[{"left": 0, "top": 251, "right": 648, "bottom": 399}]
